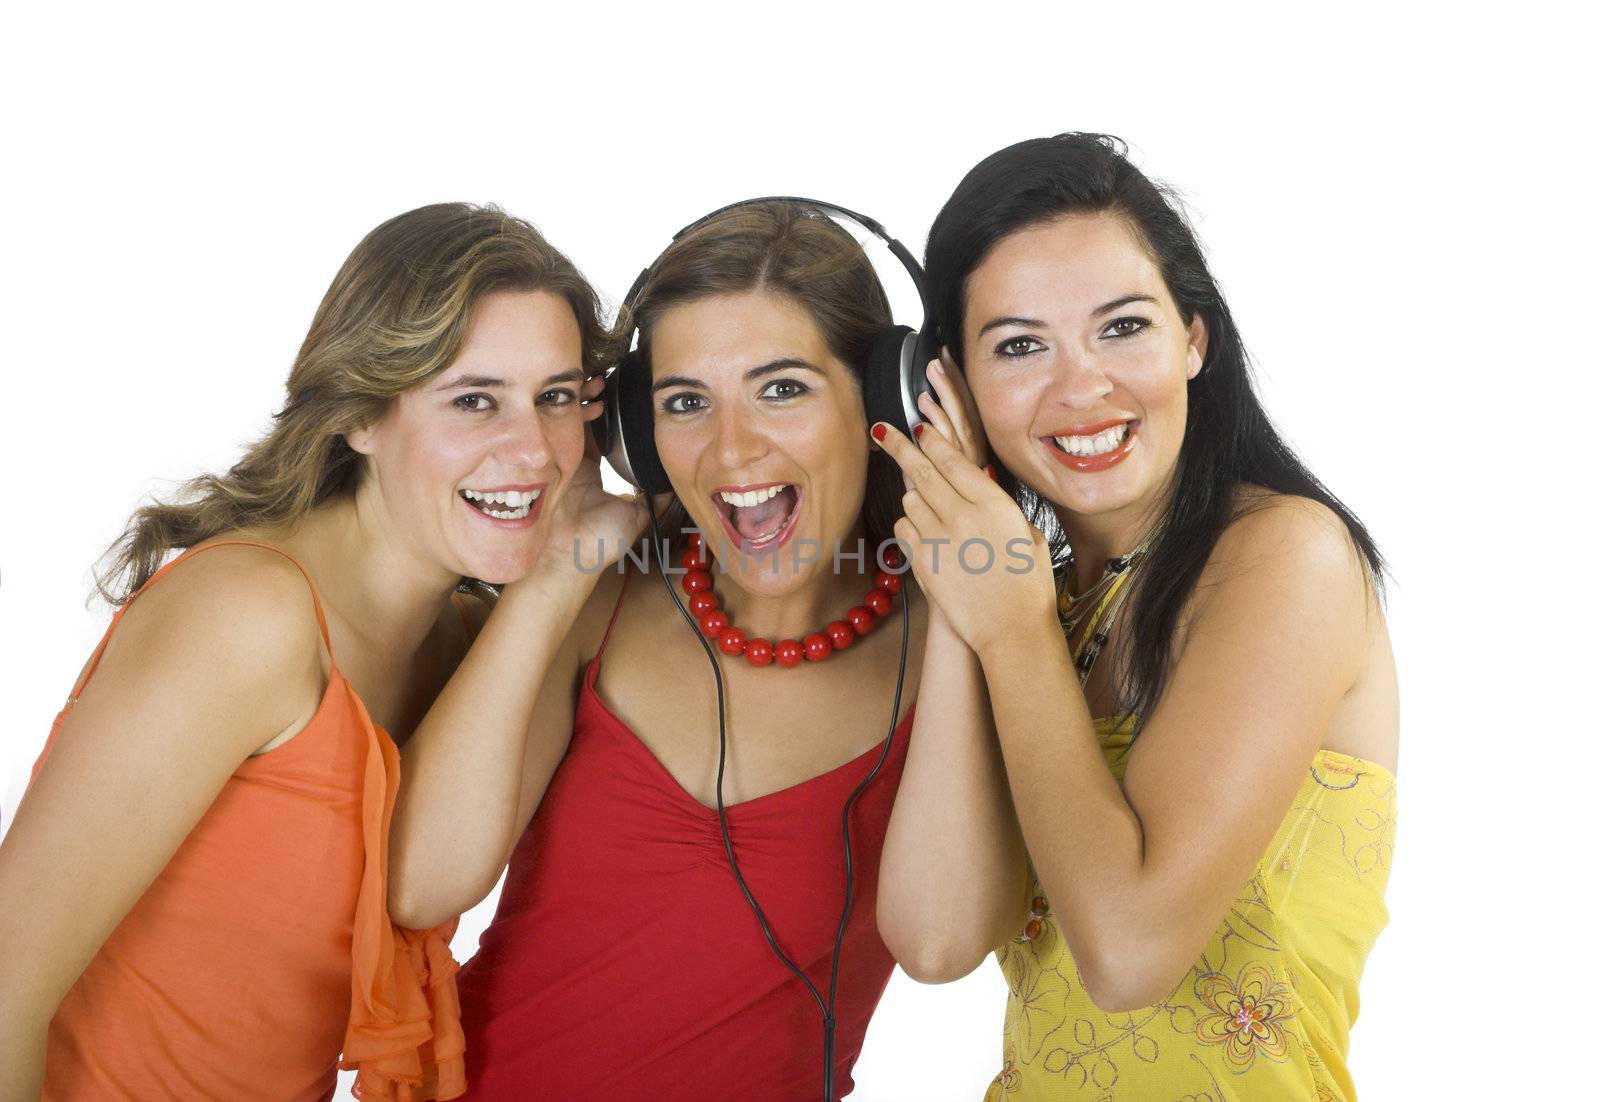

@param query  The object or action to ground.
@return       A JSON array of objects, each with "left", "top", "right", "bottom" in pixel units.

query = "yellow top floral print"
[{"left": 986, "top": 719, "right": 1396, "bottom": 1102}]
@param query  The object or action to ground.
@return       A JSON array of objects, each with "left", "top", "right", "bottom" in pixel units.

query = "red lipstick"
[{"left": 1043, "top": 420, "right": 1138, "bottom": 473}]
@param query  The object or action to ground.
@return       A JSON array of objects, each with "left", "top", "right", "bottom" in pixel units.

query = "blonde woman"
[{"left": 0, "top": 203, "right": 639, "bottom": 1100}]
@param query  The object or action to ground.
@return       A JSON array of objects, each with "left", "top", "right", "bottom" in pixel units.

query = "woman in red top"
[
  {"left": 389, "top": 201, "right": 933, "bottom": 1099},
  {"left": 0, "top": 203, "right": 636, "bottom": 1100}
]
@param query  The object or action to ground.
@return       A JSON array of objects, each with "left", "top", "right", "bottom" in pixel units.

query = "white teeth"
[
  {"left": 1052, "top": 424, "right": 1129, "bottom": 457},
  {"left": 718, "top": 484, "right": 788, "bottom": 508},
  {"left": 463, "top": 488, "right": 541, "bottom": 507},
  {"left": 462, "top": 487, "right": 540, "bottom": 518}
]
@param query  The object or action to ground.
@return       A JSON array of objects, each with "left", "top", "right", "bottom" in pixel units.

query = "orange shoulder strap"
[{"left": 68, "top": 540, "right": 332, "bottom": 703}]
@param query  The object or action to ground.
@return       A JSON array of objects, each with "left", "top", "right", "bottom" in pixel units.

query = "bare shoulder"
[
  {"left": 90, "top": 543, "right": 326, "bottom": 731},
  {"left": 1208, "top": 492, "right": 1371, "bottom": 602},
  {"left": 1182, "top": 491, "right": 1377, "bottom": 666}
]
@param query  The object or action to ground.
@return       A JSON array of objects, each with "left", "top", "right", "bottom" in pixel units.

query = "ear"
[
  {"left": 1185, "top": 314, "right": 1209, "bottom": 380},
  {"left": 345, "top": 420, "right": 379, "bottom": 457}
]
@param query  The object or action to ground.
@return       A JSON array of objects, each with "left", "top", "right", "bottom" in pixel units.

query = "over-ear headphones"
[{"left": 595, "top": 196, "right": 937, "bottom": 493}]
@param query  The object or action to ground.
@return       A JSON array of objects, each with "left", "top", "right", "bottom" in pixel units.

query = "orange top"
[{"left": 30, "top": 540, "right": 465, "bottom": 1102}]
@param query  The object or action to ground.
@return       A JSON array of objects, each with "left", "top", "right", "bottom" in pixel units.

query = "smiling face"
[
  {"left": 648, "top": 290, "right": 871, "bottom": 593},
  {"left": 347, "top": 288, "right": 588, "bottom": 584},
  {"left": 961, "top": 212, "right": 1207, "bottom": 536}
]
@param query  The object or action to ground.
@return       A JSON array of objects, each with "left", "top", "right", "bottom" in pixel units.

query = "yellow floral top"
[{"left": 986, "top": 718, "right": 1396, "bottom": 1102}]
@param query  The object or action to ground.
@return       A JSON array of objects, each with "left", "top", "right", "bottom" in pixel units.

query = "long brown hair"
[
  {"left": 619, "top": 200, "right": 902, "bottom": 551},
  {"left": 97, "top": 202, "right": 609, "bottom": 604}
]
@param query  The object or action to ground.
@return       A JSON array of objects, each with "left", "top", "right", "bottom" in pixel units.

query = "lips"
[
  {"left": 710, "top": 481, "right": 802, "bottom": 554},
  {"left": 458, "top": 483, "right": 546, "bottom": 529},
  {"left": 1043, "top": 420, "right": 1138, "bottom": 473}
]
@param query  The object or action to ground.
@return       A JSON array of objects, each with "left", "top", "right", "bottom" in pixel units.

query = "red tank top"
[{"left": 454, "top": 573, "right": 913, "bottom": 1100}]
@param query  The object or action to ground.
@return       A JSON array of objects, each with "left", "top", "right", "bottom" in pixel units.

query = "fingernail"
[
  {"left": 871, "top": 423, "right": 888, "bottom": 442},
  {"left": 928, "top": 359, "right": 943, "bottom": 376},
  {"left": 913, "top": 423, "right": 925, "bottom": 441},
  {"left": 985, "top": 463, "right": 998, "bottom": 481}
]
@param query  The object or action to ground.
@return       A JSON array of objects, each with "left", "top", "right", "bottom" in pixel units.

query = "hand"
[
  {"left": 873, "top": 418, "right": 1057, "bottom": 657},
  {"left": 531, "top": 453, "right": 649, "bottom": 585},
  {"left": 914, "top": 351, "right": 988, "bottom": 468}
]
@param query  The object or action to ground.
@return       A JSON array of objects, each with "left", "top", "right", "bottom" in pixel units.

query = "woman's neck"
[
  {"left": 278, "top": 494, "right": 459, "bottom": 655},
  {"left": 701, "top": 524, "right": 877, "bottom": 641},
  {"left": 1057, "top": 496, "right": 1166, "bottom": 594}
]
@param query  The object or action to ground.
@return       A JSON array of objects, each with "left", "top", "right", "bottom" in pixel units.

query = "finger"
[
  {"left": 922, "top": 360, "right": 964, "bottom": 446},
  {"left": 900, "top": 486, "right": 940, "bottom": 538},
  {"left": 933, "top": 350, "right": 988, "bottom": 463},
  {"left": 909, "top": 420, "right": 1002, "bottom": 506},
  {"left": 580, "top": 374, "right": 607, "bottom": 419},
  {"left": 915, "top": 387, "right": 958, "bottom": 447},
  {"left": 871, "top": 422, "right": 963, "bottom": 521},
  {"left": 892, "top": 516, "right": 921, "bottom": 561}
]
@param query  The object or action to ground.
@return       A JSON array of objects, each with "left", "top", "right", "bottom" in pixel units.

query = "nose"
[
  {"left": 710, "top": 408, "right": 769, "bottom": 471},
  {"left": 496, "top": 404, "right": 554, "bottom": 473},
  {"left": 1053, "top": 349, "right": 1114, "bottom": 411}
]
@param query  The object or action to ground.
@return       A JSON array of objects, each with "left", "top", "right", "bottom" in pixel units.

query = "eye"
[
  {"left": 759, "top": 378, "right": 809, "bottom": 401},
  {"left": 994, "top": 336, "right": 1044, "bottom": 359},
  {"left": 661, "top": 392, "right": 707, "bottom": 415},
  {"left": 1102, "top": 316, "right": 1150, "bottom": 339},
  {"left": 538, "top": 387, "right": 577, "bottom": 408},
  {"left": 454, "top": 393, "right": 495, "bottom": 412}
]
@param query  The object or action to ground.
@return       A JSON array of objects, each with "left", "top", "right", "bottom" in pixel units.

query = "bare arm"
[
  {"left": 386, "top": 450, "right": 645, "bottom": 930},
  {"left": 974, "top": 501, "right": 1370, "bottom": 1009},
  {"left": 876, "top": 419, "right": 1376, "bottom": 1011},
  {"left": 386, "top": 569, "right": 594, "bottom": 929},
  {"left": 0, "top": 549, "right": 326, "bottom": 1098},
  {"left": 877, "top": 356, "right": 1027, "bottom": 982},
  {"left": 877, "top": 603, "right": 1026, "bottom": 982}
]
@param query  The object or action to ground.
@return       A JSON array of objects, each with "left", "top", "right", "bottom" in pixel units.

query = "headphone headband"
[
  {"left": 620, "top": 195, "right": 930, "bottom": 341},
  {"left": 601, "top": 195, "right": 937, "bottom": 494}
]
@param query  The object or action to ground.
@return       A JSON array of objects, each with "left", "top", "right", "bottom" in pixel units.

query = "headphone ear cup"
[
  {"left": 862, "top": 325, "right": 935, "bottom": 435},
  {"left": 607, "top": 350, "right": 674, "bottom": 496}
]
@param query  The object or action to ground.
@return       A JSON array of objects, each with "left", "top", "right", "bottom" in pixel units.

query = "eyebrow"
[
  {"left": 975, "top": 294, "right": 1162, "bottom": 337},
  {"left": 1091, "top": 293, "right": 1160, "bottom": 317},
  {"left": 976, "top": 316, "right": 1045, "bottom": 338},
  {"left": 651, "top": 357, "right": 825, "bottom": 393}
]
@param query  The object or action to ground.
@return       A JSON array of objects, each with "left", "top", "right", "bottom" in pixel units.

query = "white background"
[{"left": 2, "top": 4, "right": 1594, "bottom": 1099}]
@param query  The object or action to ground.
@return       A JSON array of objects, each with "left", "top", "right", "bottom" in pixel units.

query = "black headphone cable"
[{"left": 647, "top": 505, "right": 910, "bottom": 1102}]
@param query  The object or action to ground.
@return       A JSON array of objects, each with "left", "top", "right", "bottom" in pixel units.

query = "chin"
[
  {"left": 728, "top": 538, "right": 833, "bottom": 594},
  {"left": 460, "top": 549, "right": 543, "bottom": 588}
]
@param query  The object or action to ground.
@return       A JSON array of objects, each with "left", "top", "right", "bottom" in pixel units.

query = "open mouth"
[
  {"left": 1044, "top": 420, "right": 1138, "bottom": 472},
  {"left": 711, "top": 482, "right": 802, "bottom": 554},
  {"left": 459, "top": 486, "right": 542, "bottom": 523}
]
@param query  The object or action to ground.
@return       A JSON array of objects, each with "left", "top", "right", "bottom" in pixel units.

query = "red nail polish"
[
  {"left": 985, "top": 463, "right": 998, "bottom": 481},
  {"left": 913, "top": 423, "right": 925, "bottom": 441},
  {"left": 871, "top": 423, "right": 888, "bottom": 442}
]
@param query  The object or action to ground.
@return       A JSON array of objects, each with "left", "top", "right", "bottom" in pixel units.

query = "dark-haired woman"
[
  {"left": 387, "top": 201, "right": 926, "bottom": 1100},
  {"left": 0, "top": 203, "right": 634, "bottom": 1100},
  {"left": 874, "top": 135, "right": 1397, "bottom": 1100}
]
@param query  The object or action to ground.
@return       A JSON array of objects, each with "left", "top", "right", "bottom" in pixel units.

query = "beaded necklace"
[{"left": 1059, "top": 536, "right": 1152, "bottom": 685}]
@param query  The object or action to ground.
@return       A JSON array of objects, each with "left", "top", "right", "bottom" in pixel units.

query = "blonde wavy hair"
[{"left": 97, "top": 202, "right": 609, "bottom": 604}]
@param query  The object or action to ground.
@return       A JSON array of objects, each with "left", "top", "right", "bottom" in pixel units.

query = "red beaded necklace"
[{"left": 677, "top": 531, "right": 902, "bottom": 669}]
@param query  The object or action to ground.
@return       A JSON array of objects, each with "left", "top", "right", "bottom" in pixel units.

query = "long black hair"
[{"left": 925, "top": 133, "right": 1384, "bottom": 724}]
